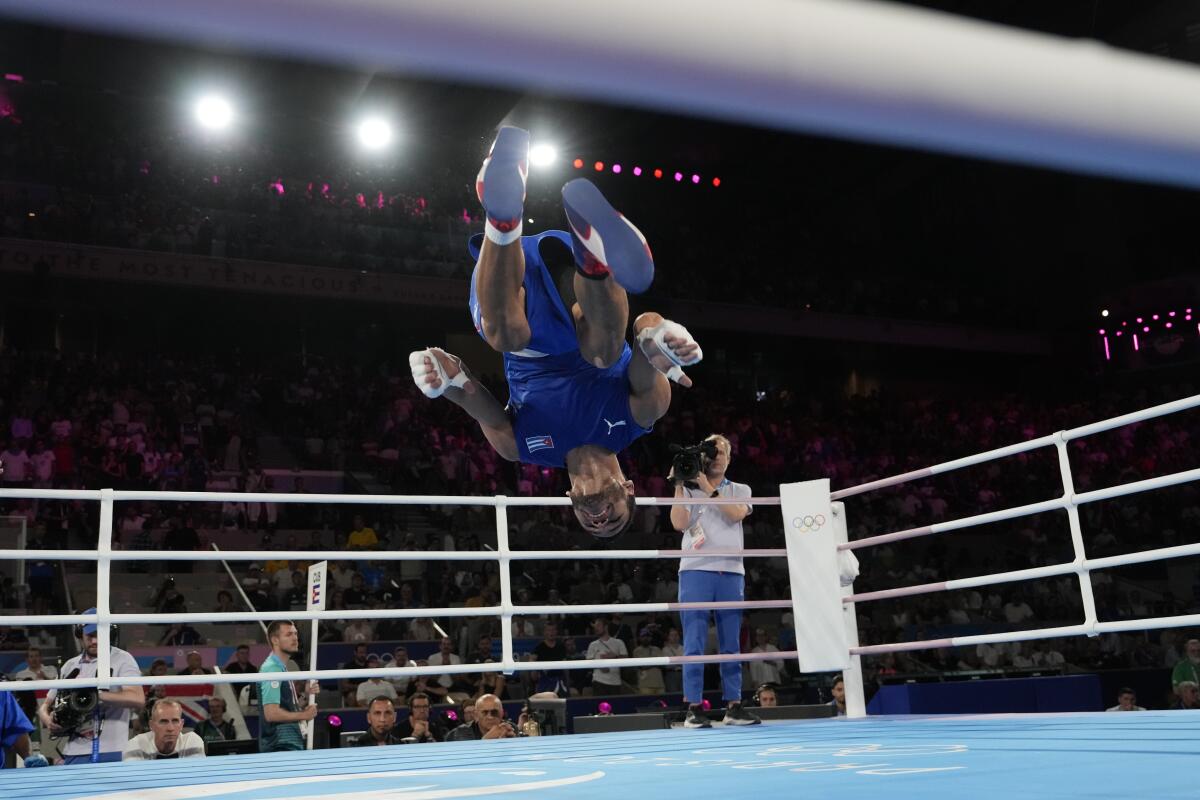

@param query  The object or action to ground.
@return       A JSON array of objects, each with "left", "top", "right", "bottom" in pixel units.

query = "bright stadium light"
[
  {"left": 357, "top": 117, "right": 394, "bottom": 150},
  {"left": 530, "top": 143, "right": 558, "bottom": 167},
  {"left": 193, "top": 94, "right": 234, "bottom": 131}
]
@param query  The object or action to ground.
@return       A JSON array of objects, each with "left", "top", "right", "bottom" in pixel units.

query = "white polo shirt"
[
  {"left": 124, "top": 730, "right": 207, "bottom": 760},
  {"left": 48, "top": 647, "right": 142, "bottom": 757},
  {"left": 677, "top": 479, "right": 752, "bottom": 576}
]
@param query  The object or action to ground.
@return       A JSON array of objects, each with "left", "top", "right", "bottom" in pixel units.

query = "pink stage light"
[
  {"left": 632, "top": 166, "right": 642, "bottom": 176},
  {"left": 1136, "top": 318, "right": 1143, "bottom": 323},
  {"left": 1166, "top": 322, "right": 1173, "bottom": 329},
  {"left": 1103, "top": 336, "right": 1111, "bottom": 361},
  {"left": 612, "top": 164, "right": 622, "bottom": 174},
  {"left": 597, "top": 702, "right": 613, "bottom": 715},
  {"left": 691, "top": 174, "right": 700, "bottom": 184},
  {"left": 674, "top": 171, "right": 683, "bottom": 182},
  {"left": 1143, "top": 326, "right": 1150, "bottom": 333},
  {"left": 1152, "top": 314, "right": 1160, "bottom": 320},
  {"left": 1098, "top": 329, "right": 1105, "bottom": 335},
  {"left": 1187, "top": 315, "right": 1193, "bottom": 322},
  {"left": 1115, "top": 331, "right": 1122, "bottom": 337},
  {"left": 1169, "top": 311, "right": 1177, "bottom": 317},
  {"left": 1133, "top": 334, "right": 1140, "bottom": 351},
  {"left": 3, "top": 74, "right": 23, "bottom": 82}
]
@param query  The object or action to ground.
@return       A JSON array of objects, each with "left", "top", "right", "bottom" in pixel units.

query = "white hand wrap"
[
  {"left": 636, "top": 319, "right": 702, "bottom": 384},
  {"left": 409, "top": 349, "right": 469, "bottom": 399},
  {"left": 838, "top": 548, "right": 860, "bottom": 587}
]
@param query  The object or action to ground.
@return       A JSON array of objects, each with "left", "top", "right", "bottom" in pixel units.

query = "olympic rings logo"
[{"left": 791, "top": 514, "right": 826, "bottom": 533}]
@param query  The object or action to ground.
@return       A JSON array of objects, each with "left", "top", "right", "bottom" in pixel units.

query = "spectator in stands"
[
  {"left": 13, "top": 647, "right": 58, "bottom": 682},
  {"left": 830, "top": 676, "right": 847, "bottom": 716},
  {"left": 159, "top": 622, "right": 205, "bottom": 647},
  {"left": 124, "top": 699, "right": 207, "bottom": 760},
  {"left": 748, "top": 627, "right": 786, "bottom": 687},
  {"left": 282, "top": 571, "right": 307, "bottom": 610},
  {"left": 428, "top": 635, "right": 473, "bottom": 700},
  {"left": 409, "top": 617, "right": 438, "bottom": 641},
  {"left": 356, "top": 661, "right": 399, "bottom": 708},
  {"left": 0, "top": 441, "right": 31, "bottom": 487},
  {"left": 223, "top": 644, "right": 258, "bottom": 698},
  {"left": 444, "top": 694, "right": 516, "bottom": 741},
  {"left": 350, "top": 695, "right": 405, "bottom": 746},
  {"left": 178, "top": 651, "right": 213, "bottom": 676},
  {"left": 1106, "top": 687, "right": 1145, "bottom": 712},
  {"left": 342, "top": 618, "right": 375, "bottom": 644},
  {"left": 1171, "top": 639, "right": 1200, "bottom": 693},
  {"left": 163, "top": 519, "right": 203, "bottom": 572},
  {"left": 586, "top": 617, "right": 628, "bottom": 696},
  {"left": 214, "top": 590, "right": 237, "bottom": 614},
  {"left": 389, "top": 646, "right": 417, "bottom": 697},
  {"left": 193, "top": 696, "right": 237, "bottom": 743},
  {"left": 339, "top": 643, "right": 372, "bottom": 706},
  {"left": 1171, "top": 681, "right": 1199, "bottom": 710},
  {"left": 343, "top": 573, "right": 372, "bottom": 608},
  {"left": 347, "top": 514, "right": 379, "bottom": 550},
  {"left": 393, "top": 692, "right": 445, "bottom": 742},
  {"left": 755, "top": 684, "right": 778, "bottom": 708},
  {"left": 633, "top": 627, "right": 665, "bottom": 695},
  {"left": 530, "top": 621, "right": 568, "bottom": 696},
  {"left": 240, "top": 564, "right": 273, "bottom": 609},
  {"left": 660, "top": 627, "right": 684, "bottom": 694}
]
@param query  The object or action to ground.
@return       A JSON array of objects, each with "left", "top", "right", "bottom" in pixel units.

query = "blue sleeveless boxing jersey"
[{"left": 468, "top": 230, "right": 651, "bottom": 468}]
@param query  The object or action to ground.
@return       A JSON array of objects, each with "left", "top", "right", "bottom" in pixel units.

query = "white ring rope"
[
  {"left": 2, "top": 393, "right": 1198, "bottom": 690},
  {"left": 5, "top": 1, "right": 1200, "bottom": 188}
]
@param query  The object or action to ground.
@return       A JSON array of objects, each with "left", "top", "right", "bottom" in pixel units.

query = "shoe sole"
[
  {"left": 479, "top": 127, "right": 529, "bottom": 231},
  {"left": 723, "top": 717, "right": 762, "bottom": 726},
  {"left": 683, "top": 721, "right": 712, "bottom": 729},
  {"left": 562, "top": 178, "right": 654, "bottom": 294}
]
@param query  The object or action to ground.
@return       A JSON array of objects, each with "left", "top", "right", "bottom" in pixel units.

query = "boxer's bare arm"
[{"left": 417, "top": 350, "right": 518, "bottom": 461}]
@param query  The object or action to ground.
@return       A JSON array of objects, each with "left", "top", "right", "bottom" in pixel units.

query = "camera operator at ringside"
[
  {"left": 669, "top": 435, "right": 760, "bottom": 728},
  {"left": 38, "top": 608, "right": 144, "bottom": 764}
]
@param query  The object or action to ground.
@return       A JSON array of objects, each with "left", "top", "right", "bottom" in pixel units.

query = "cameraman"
[
  {"left": 39, "top": 609, "right": 144, "bottom": 764},
  {"left": 669, "top": 435, "right": 759, "bottom": 728}
]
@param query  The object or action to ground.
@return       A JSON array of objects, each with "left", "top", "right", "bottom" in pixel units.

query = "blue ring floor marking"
[{"left": 5, "top": 711, "right": 1198, "bottom": 800}]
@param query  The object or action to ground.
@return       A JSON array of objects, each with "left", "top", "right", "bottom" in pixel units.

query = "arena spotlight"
[
  {"left": 530, "top": 143, "right": 557, "bottom": 167},
  {"left": 356, "top": 117, "right": 394, "bottom": 150},
  {"left": 612, "top": 163, "right": 622, "bottom": 174},
  {"left": 594, "top": 161, "right": 605, "bottom": 171},
  {"left": 632, "top": 167, "right": 642, "bottom": 176},
  {"left": 1101, "top": 309, "right": 1109, "bottom": 317},
  {"left": 193, "top": 94, "right": 234, "bottom": 131},
  {"left": 573, "top": 158, "right": 584, "bottom": 169}
]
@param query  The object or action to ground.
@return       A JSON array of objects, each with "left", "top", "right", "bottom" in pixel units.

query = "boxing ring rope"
[
  {"left": 0, "top": 489, "right": 793, "bottom": 697},
  {"left": 831, "top": 392, "right": 1200, "bottom": 667},
  {"left": 9, "top": 1, "right": 1200, "bottom": 189},
  {"left": 1, "top": 392, "right": 1198, "bottom": 720}
]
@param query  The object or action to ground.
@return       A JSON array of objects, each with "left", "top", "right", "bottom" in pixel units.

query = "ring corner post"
[
  {"left": 96, "top": 488, "right": 115, "bottom": 689},
  {"left": 832, "top": 501, "right": 866, "bottom": 718},
  {"left": 495, "top": 496, "right": 515, "bottom": 673},
  {"left": 781, "top": 480, "right": 854, "bottom": 713}
]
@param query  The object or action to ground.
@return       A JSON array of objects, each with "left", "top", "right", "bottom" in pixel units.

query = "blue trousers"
[{"left": 679, "top": 569, "right": 744, "bottom": 703}]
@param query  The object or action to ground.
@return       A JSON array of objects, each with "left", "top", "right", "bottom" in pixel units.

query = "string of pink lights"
[
  {"left": 572, "top": 157, "right": 721, "bottom": 188},
  {"left": 1098, "top": 307, "right": 1196, "bottom": 360}
]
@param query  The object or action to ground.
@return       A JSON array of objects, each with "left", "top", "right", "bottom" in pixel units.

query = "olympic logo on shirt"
[{"left": 791, "top": 514, "right": 826, "bottom": 533}]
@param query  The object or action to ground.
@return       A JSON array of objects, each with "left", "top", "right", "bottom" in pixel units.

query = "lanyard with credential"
[{"left": 90, "top": 703, "right": 101, "bottom": 763}]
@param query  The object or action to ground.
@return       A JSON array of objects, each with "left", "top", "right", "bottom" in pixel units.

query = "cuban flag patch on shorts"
[{"left": 525, "top": 435, "right": 555, "bottom": 453}]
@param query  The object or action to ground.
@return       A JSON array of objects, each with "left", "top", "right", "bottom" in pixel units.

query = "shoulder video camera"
[
  {"left": 669, "top": 440, "right": 718, "bottom": 488},
  {"left": 50, "top": 668, "right": 99, "bottom": 737}
]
